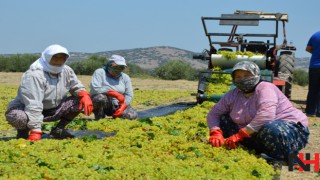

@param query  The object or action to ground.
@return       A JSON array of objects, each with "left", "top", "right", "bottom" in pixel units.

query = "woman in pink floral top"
[{"left": 207, "top": 61, "right": 309, "bottom": 163}]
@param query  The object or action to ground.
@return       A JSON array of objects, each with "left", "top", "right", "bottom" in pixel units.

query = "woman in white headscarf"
[{"left": 6, "top": 44, "right": 93, "bottom": 141}]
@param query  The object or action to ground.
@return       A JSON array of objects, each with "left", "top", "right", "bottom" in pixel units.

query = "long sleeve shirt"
[
  {"left": 90, "top": 68, "right": 133, "bottom": 105},
  {"left": 7, "top": 65, "right": 86, "bottom": 130},
  {"left": 207, "top": 81, "right": 308, "bottom": 132}
]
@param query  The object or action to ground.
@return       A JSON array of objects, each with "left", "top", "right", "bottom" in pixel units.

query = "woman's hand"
[
  {"left": 107, "top": 90, "right": 125, "bottom": 104},
  {"left": 112, "top": 103, "right": 127, "bottom": 118},
  {"left": 209, "top": 129, "right": 225, "bottom": 147},
  {"left": 225, "top": 128, "right": 250, "bottom": 149},
  {"left": 78, "top": 91, "right": 93, "bottom": 116}
]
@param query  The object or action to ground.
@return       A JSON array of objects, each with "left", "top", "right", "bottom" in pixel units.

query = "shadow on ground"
[{"left": 137, "top": 102, "right": 197, "bottom": 118}]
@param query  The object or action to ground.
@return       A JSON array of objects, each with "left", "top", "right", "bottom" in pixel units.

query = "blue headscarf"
[{"left": 103, "top": 61, "right": 123, "bottom": 78}]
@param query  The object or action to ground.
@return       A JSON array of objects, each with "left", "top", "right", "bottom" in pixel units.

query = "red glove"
[
  {"left": 107, "top": 90, "right": 125, "bottom": 104},
  {"left": 225, "top": 128, "right": 250, "bottom": 149},
  {"left": 78, "top": 91, "right": 93, "bottom": 116},
  {"left": 113, "top": 103, "right": 127, "bottom": 118},
  {"left": 209, "top": 129, "right": 225, "bottom": 147},
  {"left": 27, "top": 131, "right": 42, "bottom": 141}
]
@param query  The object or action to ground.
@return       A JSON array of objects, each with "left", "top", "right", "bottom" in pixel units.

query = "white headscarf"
[{"left": 30, "top": 44, "right": 70, "bottom": 74}]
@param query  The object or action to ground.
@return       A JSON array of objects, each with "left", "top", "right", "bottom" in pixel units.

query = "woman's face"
[
  {"left": 111, "top": 62, "right": 125, "bottom": 71},
  {"left": 50, "top": 53, "right": 68, "bottom": 66},
  {"left": 233, "top": 69, "right": 254, "bottom": 82},
  {"left": 108, "top": 62, "right": 125, "bottom": 77}
]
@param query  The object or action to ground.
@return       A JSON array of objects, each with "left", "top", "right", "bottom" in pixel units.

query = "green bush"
[
  {"left": 0, "top": 54, "right": 200, "bottom": 81},
  {"left": 69, "top": 55, "right": 152, "bottom": 78},
  {"left": 293, "top": 69, "right": 308, "bottom": 86},
  {"left": 126, "top": 63, "right": 153, "bottom": 78},
  {"left": 69, "top": 55, "right": 107, "bottom": 75},
  {"left": 155, "top": 60, "right": 198, "bottom": 80},
  {"left": 0, "top": 54, "right": 39, "bottom": 72}
]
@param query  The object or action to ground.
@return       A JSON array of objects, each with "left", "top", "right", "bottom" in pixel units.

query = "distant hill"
[
  {"left": 68, "top": 46, "right": 208, "bottom": 70},
  {"left": 2, "top": 46, "right": 310, "bottom": 71}
]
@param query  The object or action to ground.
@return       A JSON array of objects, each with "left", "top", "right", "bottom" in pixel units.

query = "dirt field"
[
  {"left": 280, "top": 85, "right": 320, "bottom": 179},
  {"left": 0, "top": 72, "right": 319, "bottom": 179},
  {"left": 0, "top": 72, "right": 198, "bottom": 91}
]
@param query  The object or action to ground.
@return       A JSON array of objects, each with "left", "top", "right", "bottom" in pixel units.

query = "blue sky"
[{"left": 1, "top": 0, "right": 319, "bottom": 58}]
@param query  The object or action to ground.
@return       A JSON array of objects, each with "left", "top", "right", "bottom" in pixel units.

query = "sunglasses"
[{"left": 111, "top": 63, "right": 125, "bottom": 70}]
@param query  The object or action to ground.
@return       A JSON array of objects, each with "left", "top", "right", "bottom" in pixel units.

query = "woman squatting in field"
[
  {"left": 207, "top": 61, "right": 309, "bottom": 163},
  {"left": 5, "top": 44, "right": 93, "bottom": 141},
  {"left": 90, "top": 54, "right": 137, "bottom": 120}
]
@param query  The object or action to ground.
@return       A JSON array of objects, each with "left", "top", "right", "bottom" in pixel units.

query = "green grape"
[
  {"left": 0, "top": 84, "right": 275, "bottom": 179},
  {"left": 204, "top": 67, "right": 232, "bottom": 95},
  {"left": 217, "top": 51, "right": 237, "bottom": 61},
  {"left": 217, "top": 50, "right": 264, "bottom": 61}
]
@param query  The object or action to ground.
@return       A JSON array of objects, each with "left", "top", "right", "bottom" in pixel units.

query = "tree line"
[
  {"left": 0, "top": 54, "right": 309, "bottom": 85},
  {"left": 0, "top": 54, "right": 200, "bottom": 81}
]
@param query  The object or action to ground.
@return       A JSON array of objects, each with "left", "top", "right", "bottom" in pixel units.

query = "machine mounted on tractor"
[{"left": 193, "top": 10, "right": 296, "bottom": 104}]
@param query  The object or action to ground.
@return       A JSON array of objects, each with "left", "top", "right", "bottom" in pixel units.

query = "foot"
[
  {"left": 259, "top": 153, "right": 287, "bottom": 170},
  {"left": 93, "top": 111, "right": 105, "bottom": 120},
  {"left": 17, "top": 129, "right": 29, "bottom": 139},
  {"left": 50, "top": 128, "right": 75, "bottom": 139}
]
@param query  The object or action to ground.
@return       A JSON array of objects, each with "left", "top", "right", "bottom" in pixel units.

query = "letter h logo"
[{"left": 288, "top": 153, "right": 319, "bottom": 172}]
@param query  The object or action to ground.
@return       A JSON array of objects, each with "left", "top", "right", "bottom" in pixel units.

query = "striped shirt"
[{"left": 207, "top": 81, "right": 308, "bottom": 131}]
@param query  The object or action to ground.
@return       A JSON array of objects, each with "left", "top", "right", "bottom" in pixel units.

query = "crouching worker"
[
  {"left": 5, "top": 44, "right": 93, "bottom": 141},
  {"left": 90, "top": 54, "right": 137, "bottom": 120},
  {"left": 207, "top": 61, "right": 309, "bottom": 163}
]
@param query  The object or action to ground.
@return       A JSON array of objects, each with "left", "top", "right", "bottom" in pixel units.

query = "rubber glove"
[
  {"left": 113, "top": 103, "right": 127, "bottom": 118},
  {"left": 209, "top": 129, "right": 225, "bottom": 147},
  {"left": 78, "top": 91, "right": 93, "bottom": 116},
  {"left": 225, "top": 128, "right": 250, "bottom": 149},
  {"left": 27, "top": 131, "right": 42, "bottom": 141},
  {"left": 107, "top": 90, "right": 125, "bottom": 104}
]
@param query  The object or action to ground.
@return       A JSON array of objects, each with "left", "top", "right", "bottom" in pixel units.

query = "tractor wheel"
[
  {"left": 196, "top": 93, "right": 204, "bottom": 104},
  {"left": 278, "top": 54, "right": 295, "bottom": 99},
  {"left": 280, "top": 51, "right": 294, "bottom": 56}
]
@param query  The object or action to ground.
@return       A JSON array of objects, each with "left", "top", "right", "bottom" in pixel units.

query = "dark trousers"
[
  {"left": 220, "top": 115, "right": 309, "bottom": 161},
  {"left": 91, "top": 94, "right": 138, "bottom": 120},
  {"left": 305, "top": 68, "right": 320, "bottom": 115}
]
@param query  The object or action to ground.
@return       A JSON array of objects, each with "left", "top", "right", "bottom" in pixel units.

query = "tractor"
[{"left": 193, "top": 10, "right": 296, "bottom": 104}]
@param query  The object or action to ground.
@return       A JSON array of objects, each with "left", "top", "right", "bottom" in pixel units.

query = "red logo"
[{"left": 288, "top": 153, "right": 319, "bottom": 172}]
